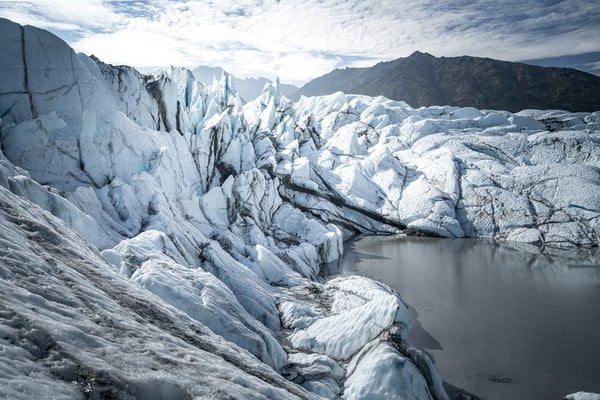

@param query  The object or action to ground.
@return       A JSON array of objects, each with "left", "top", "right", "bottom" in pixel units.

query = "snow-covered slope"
[{"left": 0, "top": 16, "right": 599, "bottom": 400}]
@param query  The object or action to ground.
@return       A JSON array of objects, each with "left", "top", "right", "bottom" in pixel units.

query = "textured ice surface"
[
  {"left": 344, "top": 342, "right": 432, "bottom": 400},
  {"left": 280, "top": 276, "right": 447, "bottom": 400},
  {"left": 564, "top": 393, "right": 600, "bottom": 400},
  {"left": 269, "top": 92, "right": 600, "bottom": 246},
  {"left": 0, "top": 184, "right": 313, "bottom": 400}
]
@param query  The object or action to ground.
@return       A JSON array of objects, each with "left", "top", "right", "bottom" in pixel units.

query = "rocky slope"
[
  {"left": 294, "top": 52, "right": 600, "bottom": 112},
  {"left": 1, "top": 17, "right": 599, "bottom": 399}
]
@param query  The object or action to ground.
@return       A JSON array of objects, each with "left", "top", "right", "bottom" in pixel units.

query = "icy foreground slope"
[
  {"left": 0, "top": 18, "right": 448, "bottom": 399},
  {"left": 0, "top": 182, "right": 311, "bottom": 399}
]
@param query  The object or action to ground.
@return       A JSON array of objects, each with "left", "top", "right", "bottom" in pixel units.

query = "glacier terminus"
[{"left": 0, "top": 17, "right": 599, "bottom": 400}]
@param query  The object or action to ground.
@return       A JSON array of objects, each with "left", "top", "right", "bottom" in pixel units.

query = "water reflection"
[{"left": 328, "top": 236, "right": 600, "bottom": 400}]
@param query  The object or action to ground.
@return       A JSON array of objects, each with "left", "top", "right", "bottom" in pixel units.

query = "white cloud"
[
  {"left": 0, "top": 0, "right": 598, "bottom": 85},
  {"left": 75, "top": 28, "right": 189, "bottom": 68},
  {"left": 0, "top": 9, "right": 82, "bottom": 31},
  {"left": 0, "top": 0, "right": 123, "bottom": 31}
]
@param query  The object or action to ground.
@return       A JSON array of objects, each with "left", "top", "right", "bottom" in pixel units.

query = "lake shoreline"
[{"left": 325, "top": 235, "right": 600, "bottom": 400}]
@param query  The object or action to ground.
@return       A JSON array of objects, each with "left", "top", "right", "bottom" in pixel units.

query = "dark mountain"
[
  {"left": 294, "top": 52, "right": 600, "bottom": 112},
  {"left": 193, "top": 65, "right": 298, "bottom": 102}
]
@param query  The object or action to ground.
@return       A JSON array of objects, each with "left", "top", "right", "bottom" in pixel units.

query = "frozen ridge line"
[{"left": 0, "top": 17, "right": 598, "bottom": 399}]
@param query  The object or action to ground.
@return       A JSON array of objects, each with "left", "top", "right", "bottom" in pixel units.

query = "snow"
[
  {"left": 1, "top": 16, "right": 599, "bottom": 400},
  {"left": 564, "top": 393, "right": 600, "bottom": 400},
  {"left": 344, "top": 341, "right": 432, "bottom": 400},
  {"left": 289, "top": 290, "right": 403, "bottom": 360},
  {"left": 286, "top": 352, "right": 345, "bottom": 398},
  {"left": 278, "top": 276, "right": 446, "bottom": 399},
  {"left": 0, "top": 184, "right": 312, "bottom": 400},
  {"left": 131, "top": 258, "right": 288, "bottom": 370},
  {"left": 267, "top": 91, "right": 600, "bottom": 247}
]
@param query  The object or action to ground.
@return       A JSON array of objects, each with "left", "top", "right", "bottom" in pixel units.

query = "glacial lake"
[{"left": 325, "top": 236, "right": 600, "bottom": 400}]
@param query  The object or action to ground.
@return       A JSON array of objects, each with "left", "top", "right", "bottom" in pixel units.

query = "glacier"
[{"left": 0, "top": 17, "right": 599, "bottom": 399}]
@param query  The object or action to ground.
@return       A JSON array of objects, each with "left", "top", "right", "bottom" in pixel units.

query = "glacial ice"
[
  {"left": 288, "top": 281, "right": 407, "bottom": 360},
  {"left": 565, "top": 392, "right": 600, "bottom": 400},
  {"left": 1, "top": 16, "right": 599, "bottom": 399},
  {"left": 0, "top": 184, "right": 313, "bottom": 400},
  {"left": 344, "top": 342, "right": 432, "bottom": 400},
  {"left": 279, "top": 92, "right": 600, "bottom": 246}
]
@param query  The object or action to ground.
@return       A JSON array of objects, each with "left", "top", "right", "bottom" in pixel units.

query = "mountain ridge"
[{"left": 294, "top": 52, "right": 600, "bottom": 112}]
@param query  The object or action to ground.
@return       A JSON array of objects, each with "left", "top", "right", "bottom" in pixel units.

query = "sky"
[{"left": 1, "top": 0, "right": 599, "bottom": 86}]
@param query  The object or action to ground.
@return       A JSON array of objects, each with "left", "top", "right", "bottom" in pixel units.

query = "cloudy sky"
[{"left": 1, "top": 0, "right": 599, "bottom": 85}]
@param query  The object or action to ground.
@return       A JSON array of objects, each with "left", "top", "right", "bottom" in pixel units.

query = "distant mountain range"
[
  {"left": 192, "top": 66, "right": 298, "bottom": 102},
  {"left": 293, "top": 52, "right": 600, "bottom": 112}
]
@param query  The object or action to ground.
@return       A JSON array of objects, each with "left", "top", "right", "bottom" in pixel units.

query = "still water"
[{"left": 328, "top": 236, "right": 600, "bottom": 400}]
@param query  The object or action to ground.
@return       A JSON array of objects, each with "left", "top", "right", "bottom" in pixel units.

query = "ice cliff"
[{"left": 0, "top": 17, "right": 599, "bottom": 399}]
